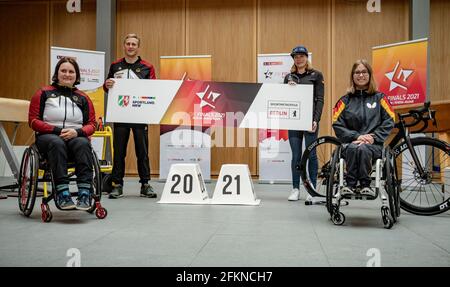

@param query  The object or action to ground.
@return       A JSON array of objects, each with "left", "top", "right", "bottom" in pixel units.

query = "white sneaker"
[
  {"left": 340, "top": 187, "right": 355, "bottom": 196},
  {"left": 288, "top": 188, "right": 300, "bottom": 201},
  {"left": 305, "top": 194, "right": 326, "bottom": 205},
  {"left": 360, "top": 187, "right": 376, "bottom": 197}
]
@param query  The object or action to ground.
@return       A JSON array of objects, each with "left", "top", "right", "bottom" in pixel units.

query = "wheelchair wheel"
[
  {"left": 326, "top": 146, "right": 341, "bottom": 214},
  {"left": 384, "top": 150, "right": 399, "bottom": 223},
  {"left": 101, "top": 173, "right": 112, "bottom": 194},
  {"left": 331, "top": 210, "right": 345, "bottom": 226},
  {"left": 381, "top": 206, "right": 394, "bottom": 229},
  {"left": 393, "top": 137, "right": 450, "bottom": 216},
  {"left": 87, "top": 150, "right": 102, "bottom": 214},
  {"left": 41, "top": 203, "right": 53, "bottom": 223},
  {"left": 300, "top": 136, "right": 341, "bottom": 197},
  {"left": 392, "top": 159, "right": 401, "bottom": 218},
  {"left": 18, "top": 146, "right": 39, "bottom": 217},
  {"left": 95, "top": 207, "right": 108, "bottom": 219}
]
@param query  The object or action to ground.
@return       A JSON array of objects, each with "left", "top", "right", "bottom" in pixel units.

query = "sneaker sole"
[
  {"left": 108, "top": 194, "right": 124, "bottom": 199},
  {"left": 288, "top": 198, "right": 300, "bottom": 201},
  {"left": 60, "top": 204, "right": 76, "bottom": 210},
  {"left": 140, "top": 194, "right": 157, "bottom": 198}
]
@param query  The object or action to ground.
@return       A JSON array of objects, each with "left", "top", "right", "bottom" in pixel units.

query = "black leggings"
[
  {"left": 36, "top": 134, "right": 93, "bottom": 187},
  {"left": 342, "top": 143, "right": 382, "bottom": 188}
]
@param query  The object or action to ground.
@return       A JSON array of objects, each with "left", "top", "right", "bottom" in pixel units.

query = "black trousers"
[
  {"left": 35, "top": 134, "right": 93, "bottom": 187},
  {"left": 111, "top": 123, "right": 150, "bottom": 185},
  {"left": 342, "top": 143, "right": 382, "bottom": 188}
]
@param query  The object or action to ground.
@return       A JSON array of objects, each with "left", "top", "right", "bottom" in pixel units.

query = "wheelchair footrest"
[{"left": 342, "top": 194, "right": 377, "bottom": 201}]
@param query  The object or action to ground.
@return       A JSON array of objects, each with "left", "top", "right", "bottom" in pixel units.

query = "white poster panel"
[
  {"left": 257, "top": 54, "right": 293, "bottom": 183},
  {"left": 257, "top": 53, "right": 293, "bottom": 83},
  {"left": 159, "top": 128, "right": 211, "bottom": 180},
  {"left": 105, "top": 79, "right": 182, "bottom": 124},
  {"left": 159, "top": 55, "right": 212, "bottom": 181},
  {"left": 106, "top": 79, "right": 312, "bottom": 131},
  {"left": 258, "top": 135, "right": 292, "bottom": 182},
  {"left": 239, "top": 83, "right": 313, "bottom": 131},
  {"left": 257, "top": 52, "right": 312, "bottom": 83},
  {"left": 257, "top": 53, "right": 311, "bottom": 183},
  {"left": 50, "top": 47, "right": 105, "bottom": 118}
]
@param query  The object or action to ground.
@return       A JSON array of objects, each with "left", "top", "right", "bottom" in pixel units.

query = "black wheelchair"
[
  {"left": 326, "top": 145, "right": 400, "bottom": 229},
  {"left": 17, "top": 144, "right": 107, "bottom": 222}
]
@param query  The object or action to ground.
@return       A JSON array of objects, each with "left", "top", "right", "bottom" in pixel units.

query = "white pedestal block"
[
  {"left": 210, "top": 164, "right": 261, "bottom": 205},
  {"left": 158, "top": 164, "right": 210, "bottom": 204}
]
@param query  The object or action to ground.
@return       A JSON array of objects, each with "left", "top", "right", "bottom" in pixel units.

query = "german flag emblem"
[
  {"left": 332, "top": 100, "right": 345, "bottom": 123},
  {"left": 380, "top": 97, "right": 395, "bottom": 121}
]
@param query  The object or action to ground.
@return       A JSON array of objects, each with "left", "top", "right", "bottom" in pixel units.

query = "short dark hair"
[{"left": 51, "top": 57, "right": 81, "bottom": 86}]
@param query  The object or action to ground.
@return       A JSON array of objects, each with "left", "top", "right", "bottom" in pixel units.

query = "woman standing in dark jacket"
[
  {"left": 332, "top": 59, "right": 394, "bottom": 196},
  {"left": 285, "top": 45, "right": 324, "bottom": 204}
]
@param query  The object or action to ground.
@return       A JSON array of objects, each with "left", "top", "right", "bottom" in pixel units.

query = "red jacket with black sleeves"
[{"left": 28, "top": 84, "right": 96, "bottom": 137}]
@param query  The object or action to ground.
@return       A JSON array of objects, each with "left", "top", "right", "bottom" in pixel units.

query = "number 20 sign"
[{"left": 158, "top": 164, "right": 209, "bottom": 204}]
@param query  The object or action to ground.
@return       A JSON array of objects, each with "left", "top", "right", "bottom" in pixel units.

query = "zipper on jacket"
[
  {"left": 62, "top": 93, "right": 68, "bottom": 128},
  {"left": 361, "top": 91, "right": 367, "bottom": 131}
]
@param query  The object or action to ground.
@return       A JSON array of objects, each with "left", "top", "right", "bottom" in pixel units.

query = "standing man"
[{"left": 103, "top": 33, "right": 157, "bottom": 199}]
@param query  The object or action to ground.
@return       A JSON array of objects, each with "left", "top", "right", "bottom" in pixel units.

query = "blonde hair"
[
  {"left": 124, "top": 33, "right": 140, "bottom": 47},
  {"left": 347, "top": 59, "right": 377, "bottom": 94},
  {"left": 290, "top": 60, "right": 314, "bottom": 73}
]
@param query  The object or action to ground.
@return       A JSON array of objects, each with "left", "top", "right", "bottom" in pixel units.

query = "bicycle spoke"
[{"left": 403, "top": 181, "right": 420, "bottom": 201}]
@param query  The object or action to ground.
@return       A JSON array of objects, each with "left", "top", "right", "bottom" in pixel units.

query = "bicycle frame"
[{"left": 389, "top": 102, "right": 436, "bottom": 178}]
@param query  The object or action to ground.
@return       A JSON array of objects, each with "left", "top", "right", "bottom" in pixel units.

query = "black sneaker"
[
  {"left": 140, "top": 184, "right": 157, "bottom": 198},
  {"left": 57, "top": 192, "right": 76, "bottom": 210},
  {"left": 76, "top": 191, "right": 91, "bottom": 211},
  {"left": 109, "top": 184, "right": 123, "bottom": 199}
]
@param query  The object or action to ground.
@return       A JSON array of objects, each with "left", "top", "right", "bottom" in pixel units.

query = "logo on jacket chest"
[{"left": 366, "top": 102, "right": 377, "bottom": 109}]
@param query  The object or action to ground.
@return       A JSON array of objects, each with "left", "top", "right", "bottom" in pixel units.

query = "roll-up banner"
[
  {"left": 257, "top": 53, "right": 311, "bottom": 183},
  {"left": 50, "top": 47, "right": 105, "bottom": 118},
  {"left": 50, "top": 47, "right": 105, "bottom": 158},
  {"left": 257, "top": 54, "right": 293, "bottom": 183},
  {"left": 372, "top": 38, "right": 428, "bottom": 106},
  {"left": 159, "top": 56, "right": 212, "bottom": 180}
]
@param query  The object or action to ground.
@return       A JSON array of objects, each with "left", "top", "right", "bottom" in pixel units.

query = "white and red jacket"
[{"left": 29, "top": 84, "right": 96, "bottom": 137}]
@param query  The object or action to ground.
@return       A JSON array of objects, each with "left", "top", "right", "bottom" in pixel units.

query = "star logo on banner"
[
  {"left": 196, "top": 85, "right": 221, "bottom": 109},
  {"left": 384, "top": 61, "right": 414, "bottom": 91},
  {"left": 264, "top": 70, "right": 273, "bottom": 79}
]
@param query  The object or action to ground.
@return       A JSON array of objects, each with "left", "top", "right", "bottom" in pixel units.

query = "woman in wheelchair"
[
  {"left": 332, "top": 59, "right": 395, "bottom": 197},
  {"left": 28, "top": 57, "right": 96, "bottom": 210}
]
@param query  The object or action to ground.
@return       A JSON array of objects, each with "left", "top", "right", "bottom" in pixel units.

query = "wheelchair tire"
[
  {"left": 384, "top": 150, "right": 399, "bottom": 223},
  {"left": 18, "top": 146, "right": 39, "bottom": 217},
  {"left": 101, "top": 173, "right": 112, "bottom": 194},
  {"left": 95, "top": 207, "right": 108, "bottom": 219},
  {"left": 42, "top": 210, "right": 53, "bottom": 223},
  {"left": 300, "top": 136, "right": 341, "bottom": 198},
  {"left": 391, "top": 151, "right": 401, "bottom": 219},
  {"left": 87, "top": 150, "right": 102, "bottom": 214},
  {"left": 393, "top": 137, "right": 450, "bottom": 216},
  {"left": 331, "top": 210, "right": 345, "bottom": 226},
  {"left": 381, "top": 206, "right": 394, "bottom": 229},
  {"left": 326, "top": 146, "right": 341, "bottom": 214}
]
